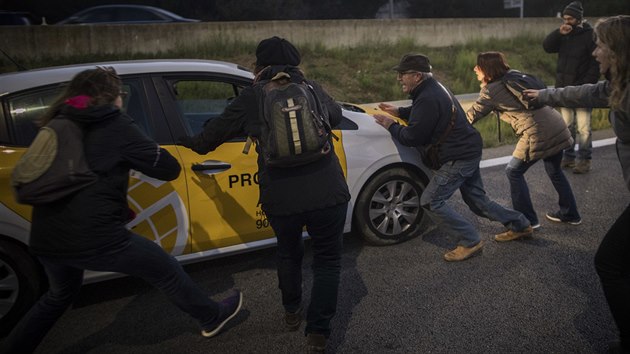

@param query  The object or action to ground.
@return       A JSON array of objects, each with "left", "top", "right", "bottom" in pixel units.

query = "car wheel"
[
  {"left": 0, "top": 240, "right": 44, "bottom": 336},
  {"left": 354, "top": 167, "right": 427, "bottom": 245}
]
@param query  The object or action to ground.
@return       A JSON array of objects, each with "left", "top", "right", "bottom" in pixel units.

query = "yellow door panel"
[
  {"left": 177, "top": 142, "right": 274, "bottom": 253},
  {"left": 0, "top": 147, "right": 32, "bottom": 221}
]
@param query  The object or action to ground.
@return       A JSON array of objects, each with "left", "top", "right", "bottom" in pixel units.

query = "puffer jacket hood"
[{"left": 59, "top": 103, "right": 120, "bottom": 125}]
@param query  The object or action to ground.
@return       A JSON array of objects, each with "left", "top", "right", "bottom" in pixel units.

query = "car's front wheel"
[
  {"left": 0, "top": 240, "right": 44, "bottom": 336},
  {"left": 354, "top": 167, "right": 427, "bottom": 245}
]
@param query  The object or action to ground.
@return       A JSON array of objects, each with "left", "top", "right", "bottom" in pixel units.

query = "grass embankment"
[{"left": 0, "top": 35, "right": 610, "bottom": 148}]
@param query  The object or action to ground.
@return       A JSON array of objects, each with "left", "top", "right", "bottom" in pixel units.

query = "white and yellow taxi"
[{"left": 0, "top": 60, "right": 431, "bottom": 334}]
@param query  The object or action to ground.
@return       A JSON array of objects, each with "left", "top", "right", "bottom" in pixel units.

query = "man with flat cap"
[
  {"left": 375, "top": 54, "right": 531, "bottom": 262},
  {"left": 178, "top": 36, "right": 349, "bottom": 353}
]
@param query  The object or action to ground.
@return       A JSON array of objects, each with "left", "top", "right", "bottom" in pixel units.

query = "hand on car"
[
  {"left": 377, "top": 102, "right": 399, "bottom": 117},
  {"left": 374, "top": 114, "right": 396, "bottom": 129}
]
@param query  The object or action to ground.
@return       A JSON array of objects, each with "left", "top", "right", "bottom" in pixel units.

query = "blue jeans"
[
  {"left": 506, "top": 151, "right": 580, "bottom": 225},
  {"left": 420, "top": 157, "right": 530, "bottom": 248},
  {"left": 3, "top": 233, "right": 220, "bottom": 353},
  {"left": 561, "top": 107, "right": 592, "bottom": 161},
  {"left": 595, "top": 204, "right": 630, "bottom": 351},
  {"left": 267, "top": 202, "right": 347, "bottom": 338}
]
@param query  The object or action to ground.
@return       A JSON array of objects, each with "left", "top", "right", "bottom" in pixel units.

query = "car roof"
[
  {"left": 57, "top": 5, "right": 199, "bottom": 24},
  {"left": 0, "top": 59, "right": 254, "bottom": 95}
]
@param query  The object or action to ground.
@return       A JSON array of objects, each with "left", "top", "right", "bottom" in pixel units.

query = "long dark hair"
[
  {"left": 476, "top": 52, "right": 510, "bottom": 83},
  {"left": 39, "top": 66, "right": 122, "bottom": 126},
  {"left": 594, "top": 15, "right": 630, "bottom": 112}
]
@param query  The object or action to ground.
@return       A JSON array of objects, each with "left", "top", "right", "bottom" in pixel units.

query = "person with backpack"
[
  {"left": 543, "top": 1, "right": 600, "bottom": 174},
  {"left": 525, "top": 15, "right": 630, "bottom": 353},
  {"left": 466, "top": 52, "right": 581, "bottom": 232},
  {"left": 177, "top": 36, "right": 350, "bottom": 353},
  {"left": 2, "top": 67, "right": 243, "bottom": 354},
  {"left": 374, "top": 54, "right": 531, "bottom": 260}
]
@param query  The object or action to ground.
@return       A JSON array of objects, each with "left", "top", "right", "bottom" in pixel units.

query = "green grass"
[{"left": 0, "top": 34, "right": 611, "bottom": 147}]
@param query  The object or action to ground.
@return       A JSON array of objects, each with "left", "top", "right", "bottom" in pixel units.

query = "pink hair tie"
[{"left": 65, "top": 95, "right": 92, "bottom": 109}]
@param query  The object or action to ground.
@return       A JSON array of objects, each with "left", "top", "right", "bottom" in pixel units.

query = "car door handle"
[{"left": 191, "top": 160, "right": 232, "bottom": 175}]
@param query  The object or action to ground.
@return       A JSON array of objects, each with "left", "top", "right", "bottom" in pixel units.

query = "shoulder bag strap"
[{"left": 434, "top": 82, "right": 457, "bottom": 145}]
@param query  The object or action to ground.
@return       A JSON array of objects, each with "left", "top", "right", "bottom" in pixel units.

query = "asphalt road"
[{"left": 10, "top": 132, "right": 630, "bottom": 354}]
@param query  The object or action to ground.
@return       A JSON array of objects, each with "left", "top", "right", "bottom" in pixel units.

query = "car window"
[
  {"left": 118, "top": 8, "right": 165, "bottom": 22},
  {"left": 121, "top": 80, "right": 152, "bottom": 137},
  {"left": 80, "top": 10, "right": 114, "bottom": 23},
  {"left": 172, "top": 80, "right": 239, "bottom": 136},
  {"left": 7, "top": 79, "right": 150, "bottom": 146},
  {"left": 8, "top": 88, "right": 58, "bottom": 146}
]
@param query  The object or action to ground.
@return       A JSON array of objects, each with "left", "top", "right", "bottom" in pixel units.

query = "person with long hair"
[
  {"left": 466, "top": 52, "right": 581, "bottom": 239},
  {"left": 525, "top": 15, "right": 630, "bottom": 353},
  {"left": 2, "top": 67, "right": 242, "bottom": 354}
]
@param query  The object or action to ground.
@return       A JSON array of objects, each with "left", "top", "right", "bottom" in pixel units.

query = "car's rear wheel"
[
  {"left": 0, "top": 240, "right": 44, "bottom": 336},
  {"left": 354, "top": 167, "right": 427, "bottom": 245}
]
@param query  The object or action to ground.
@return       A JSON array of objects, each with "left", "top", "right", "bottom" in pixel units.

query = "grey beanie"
[{"left": 563, "top": 1, "right": 583, "bottom": 20}]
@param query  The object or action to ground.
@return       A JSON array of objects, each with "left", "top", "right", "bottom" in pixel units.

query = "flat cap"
[{"left": 392, "top": 54, "right": 432, "bottom": 73}]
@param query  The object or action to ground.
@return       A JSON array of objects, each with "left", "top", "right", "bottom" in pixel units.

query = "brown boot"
[
  {"left": 494, "top": 226, "right": 533, "bottom": 242},
  {"left": 307, "top": 333, "right": 327, "bottom": 353},
  {"left": 443, "top": 241, "right": 484, "bottom": 261},
  {"left": 573, "top": 160, "right": 591, "bottom": 174},
  {"left": 561, "top": 159, "right": 575, "bottom": 169}
]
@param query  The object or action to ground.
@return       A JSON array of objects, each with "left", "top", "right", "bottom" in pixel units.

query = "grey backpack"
[
  {"left": 11, "top": 116, "right": 97, "bottom": 205},
  {"left": 256, "top": 72, "right": 334, "bottom": 168}
]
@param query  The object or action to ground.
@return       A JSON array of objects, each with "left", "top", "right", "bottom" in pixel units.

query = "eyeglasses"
[
  {"left": 397, "top": 71, "right": 420, "bottom": 78},
  {"left": 119, "top": 91, "right": 128, "bottom": 98}
]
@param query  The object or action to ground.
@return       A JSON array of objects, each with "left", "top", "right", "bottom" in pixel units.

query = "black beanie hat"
[
  {"left": 563, "top": 1, "right": 583, "bottom": 20},
  {"left": 255, "top": 36, "right": 301, "bottom": 67}
]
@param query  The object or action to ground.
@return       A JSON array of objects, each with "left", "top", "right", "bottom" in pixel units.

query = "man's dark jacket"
[
  {"left": 30, "top": 104, "right": 181, "bottom": 257},
  {"left": 182, "top": 65, "right": 350, "bottom": 216},
  {"left": 543, "top": 22, "right": 600, "bottom": 87},
  {"left": 388, "top": 77, "right": 483, "bottom": 166}
]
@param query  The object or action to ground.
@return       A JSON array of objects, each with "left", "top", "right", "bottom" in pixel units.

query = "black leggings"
[{"left": 595, "top": 203, "right": 630, "bottom": 351}]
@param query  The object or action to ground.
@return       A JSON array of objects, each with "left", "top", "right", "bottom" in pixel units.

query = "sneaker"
[
  {"left": 307, "top": 333, "right": 327, "bottom": 353},
  {"left": 443, "top": 241, "right": 484, "bottom": 261},
  {"left": 284, "top": 307, "right": 302, "bottom": 331},
  {"left": 545, "top": 211, "right": 582, "bottom": 225},
  {"left": 494, "top": 226, "right": 533, "bottom": 242},
  {"left": 201, "top": 290, "right": 243, "bottom": 338},
  {"left": 531, "top": 223, "right": 541, "bottom": 230},
  {"left": 573, "top": 160, "right": 591, "bottom": 174},
  {"left": 561, "top": 159, "right": 575, "bottom": 169}
]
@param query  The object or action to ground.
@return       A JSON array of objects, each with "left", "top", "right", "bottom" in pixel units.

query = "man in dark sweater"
[
  {"left": 543, "top": 1, "right": 600, "bottom": 174},
  {"left": 178, "top": 37, "right": 350, "bottom": 353},
  {"left": 375, "top": 54, "right": 531, "bottom": 262}
]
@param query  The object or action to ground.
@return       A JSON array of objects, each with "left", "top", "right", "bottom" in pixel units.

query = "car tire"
[
  {"left": 354, "top": 167, "right": 427, "bottom": 246},
  {"left": 0, "top": 240, "right": 44, "bottom": 337}
]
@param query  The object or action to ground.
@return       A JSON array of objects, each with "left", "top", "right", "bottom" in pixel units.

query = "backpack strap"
[{"left": 304, "top": 82, "right": 338, "bottom": 141}]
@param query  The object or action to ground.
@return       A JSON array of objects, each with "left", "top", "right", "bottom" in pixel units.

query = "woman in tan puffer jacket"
[{"left": 466, "top": 51, "right": 581, "bottom": 232}]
